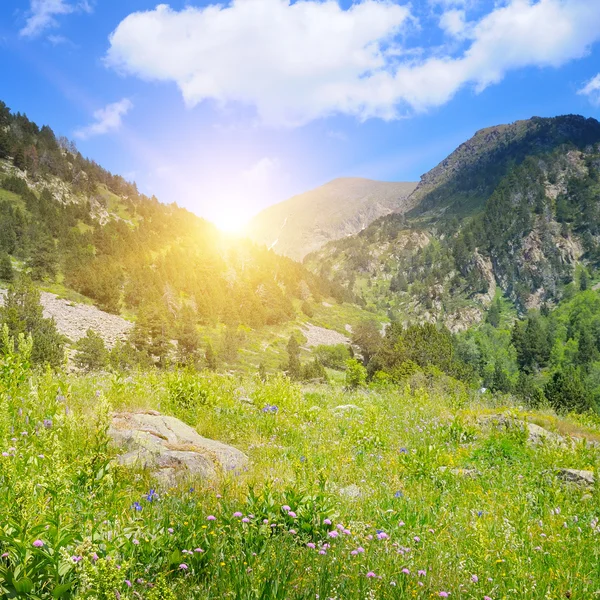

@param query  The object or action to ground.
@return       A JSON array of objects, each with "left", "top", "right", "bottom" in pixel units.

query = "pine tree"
[
  {"left": 0, "top": 130, "right": 10, "bottom": 160},
  {"left": 486, "top": 297, "right": 502, "bottom": 328},
  {"left": 258, "top": 363, "right": 267, "bottom": 382},
  {"left": 12, "top": 146, "right": 25, "bottom": 171},
  {"left": 0, "top": 276, "right": 65, "bottom": 367},
  {"left": 205, "top": 342, "right": 217, "bottom": 371},
  {"left": 176, "top": 306, "right": 201, "bottom": 365},
  {"left": 0, "top": 253, "right": 14, "bottom": 282},
  {"left": 75, "top": 329, "right": 108, "bottom": 371},
  {"left": 544, "top": 366, "right": 592, "bottom": 414}
]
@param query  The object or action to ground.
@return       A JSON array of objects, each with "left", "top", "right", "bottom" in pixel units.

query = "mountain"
[
  {"left": 246, "top": 177, "right": 417, "bottom": 261},
  {"left": 306, "top": 115, "right": 600, "bottom": 331},
  {"left": 0, "top": 99, "right": 367, "bottom": 368}
]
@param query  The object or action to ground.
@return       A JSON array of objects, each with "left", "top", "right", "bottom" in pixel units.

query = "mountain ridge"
[
  {"left": 247, "top": 176, "right": 417, "bottom": 260},
  {"left": 305, "top": 114, "right": 600, "bottom": 331}
]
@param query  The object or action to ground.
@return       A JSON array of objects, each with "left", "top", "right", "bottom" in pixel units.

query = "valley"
[{"left": 0, "top": 102, "right": 599, "bottom": 599}]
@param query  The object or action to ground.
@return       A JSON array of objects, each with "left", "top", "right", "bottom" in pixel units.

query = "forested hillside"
[
  {"left": 0, "top": 100, "right": 355, "bottom": 367},
  {"left": 307, "top": 115, "right": 600, "bottom": 330}
]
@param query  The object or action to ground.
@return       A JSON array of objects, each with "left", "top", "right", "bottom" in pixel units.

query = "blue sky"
[{"left": 1, "top": 0, "right": 600, "bottom": 230}]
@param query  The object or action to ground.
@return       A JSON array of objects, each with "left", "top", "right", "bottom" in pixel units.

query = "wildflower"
[
  {"left": 343, "top": 529, "right": 351, "bottom": 535},
  {"left": 179, "top": 564, "right": 188, "bottom": 570},
  {"left": 71, "top": 556, "right": 82, "bottom": 563},
  {"left": 233, "top": 512, "right": 243, "bottom": 518},
  {"left": 356, "top": 547, "right": 365, "bottom": 553},
  {"left": 414, "top": 536, "right": 420, "bottom": 543},
  {"left": 145, "top": 489, "right": 158, "bottom": 502},
  {"left": 288, "top": 511, "right": 297, "bottom": 518},
  {"left": 1, "top": 453, "right": 8, "bottom": 457},
  {"left": 306, "top": 543, "right": 316, "bottom": 549},
  {"left": 289, "top": 529, "right": 297, "bottom": 535},
  {"left": 43, "top": 419, "right": 52, "bottom": 429},
  {"left": 323, "top": 518, "right": 332, "bottom": 525},
  {"left": 484, "top": 597, "right": 492, "bottom": 600},
  {"left": 394, "top": 491, "right": 403, "bottom": 498},
  {"left": 477, "top": 511, "right": 484, "bottom": 517},
  {"left": 242, "top": 517, "right": 250, "bottom": 523},
  {"left": 350, "top": 550, "right": 358, "bottom": 555},
  {"left": 125, "top": 580, "right": 132, "bottom": 587},
  {"left": 337, "top": 524, "right": 345, "bottom": 531},
  {"left": 376, "top": 531, "right": 389, "bottom": 540},
  {"left": 328, "top": 530, "right": 339, "bottom": 538},
  {"left": 439, "top": 593, "right": 449, "bottom": 598},
  {"left": 91, "top": 553, "right": 99, "bottom": 561},
  {"left": 33, "top": 540, "right": 44, "bottom": 547},
  {"left": 133, "top": 539, "right": 139, "bottom": 545},
  {"left": 398, "top": 521, "right": 405, "bottom": 526},
  {"left": 263, "top": 519, "right": 269, "bottom": 524},
  {"left": 319, "top": 550, "right": 326, "bottom": 555},
  {"left": 418, "top": 570, "right": 426, "bottom": 577},
  {"left": 366, "top": 571, "right": 377, "bottom": 578},
  {"left": 471, "top": 574, "right": 478, "bottom": 583},
  {"left": 401, "top": 568, "right": 410, "bottom": 575},
  {"left": 399, "top": 448, "right": 408, "bottom": 454},
  {"left": 195, "top": 548, "right": 204, "bottom": 552},
  {"left": 1, "top": 553, "right": 8, "bottom": 558},
  {"left": 132, "top": 502, "right": 142, "bottom": 512},
  {"left": 207, "top": 515, "right": 216, "bottom": 521},
  {"left": 282, "top": 505, "right": 291, "bottom": 512},
  {"left": 168, "top": 528, "right": 174, "bottom": 534}
]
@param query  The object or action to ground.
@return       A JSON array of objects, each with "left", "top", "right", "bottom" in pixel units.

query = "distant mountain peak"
[{"left": 247, "top": 178, "right": 417, "bottom": 261}]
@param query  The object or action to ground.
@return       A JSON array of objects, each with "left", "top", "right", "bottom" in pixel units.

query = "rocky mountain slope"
[
  {"left": 306, "top": 115, "right": 600, "bottom": 330},
  {"left": 246, "top": 177, "right": 417, "bottom": 261}
]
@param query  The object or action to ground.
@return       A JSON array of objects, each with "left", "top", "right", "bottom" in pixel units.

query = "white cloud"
[
  {"left": 439, "top": 9, "right": 468, "bottom": 38},
  {"left": 74, "top": 98, "right": 133, "bottom": 140},
  {"left": 578, "top": 73, "right": 600, "bottom": 106},
  {"left": 20, "top": 0, "right": 92, "bottom": 38},
  {"left": 106, "top": 0, "right": 600, "bottom": 126}
]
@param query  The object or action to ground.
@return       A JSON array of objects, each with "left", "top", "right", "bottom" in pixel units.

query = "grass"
[{"left": 0, "top": 343, "right": 599, "bottom": 599}]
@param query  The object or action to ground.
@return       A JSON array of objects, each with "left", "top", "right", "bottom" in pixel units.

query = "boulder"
[
  {"left": 525, "top": 422, "right": 565, "bottom": 446},
  {"left": 557, "top": 469, "right": 595, "bottom": 486},
  {"left": 109, "top": 411, "right": 248, "bottom": 485},
  {"left": 478, "top": 415, "right": 565, "bottom": 446}
]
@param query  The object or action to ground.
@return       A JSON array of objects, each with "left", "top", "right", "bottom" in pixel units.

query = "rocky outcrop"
[
  {"left": 557, "top": 469, "right": 595, "bottom": 486},
  {"left": 302, "top": 324, "right": 350, "bottom": 347},
  {"left": 478, "top": 415, "right": 565, "bottom": 446},
  {"left": 108, "top": 411, "right": 248, "bottom": 485},
  {"left": 0, "top": 289, "right": 133, "bottom": 348}
]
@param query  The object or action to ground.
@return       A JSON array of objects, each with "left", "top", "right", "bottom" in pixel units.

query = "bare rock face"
[
  {"left": 557, "top": 469, "right": 595, "bottom": 486},
  {"left": 109, "top": 411, "right": 248, "bottom": 485}
]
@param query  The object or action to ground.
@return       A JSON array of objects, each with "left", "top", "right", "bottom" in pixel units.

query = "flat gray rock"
[
  {"left": 109, "top": 411, "right": 248, "bottom": 485},
  {"left": 557, "top": 469, "right": 595, "bottom": 486}
]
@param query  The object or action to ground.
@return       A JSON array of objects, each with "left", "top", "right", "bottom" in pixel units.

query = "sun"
[{"left": 212, "top": 209, "right": 250, "bottom": 234}]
